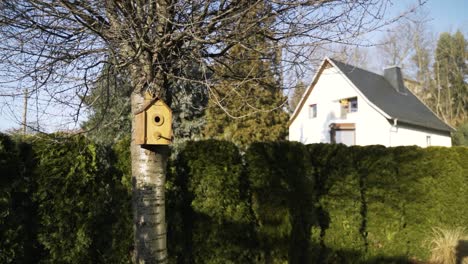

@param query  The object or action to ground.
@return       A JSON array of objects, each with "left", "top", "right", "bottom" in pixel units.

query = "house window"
[
  {"left": 349, "top": 97, "right": 358, "bottom": 112},
  {"left": 330, "top": 123, "right": 355, "bottom": 146},
  {"left": 309, "top": 104, "right": 317, "bottom": 118},
  {"left": 426, "top": 135, "right": 431, "bottom": 146},
  {"left": 340, "top": 97, "right": 358, "bottom": 117}
]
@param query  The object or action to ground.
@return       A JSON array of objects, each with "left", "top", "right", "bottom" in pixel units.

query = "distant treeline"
[{"left": 1, "top": 134, "right": 467, "bottom": 263}]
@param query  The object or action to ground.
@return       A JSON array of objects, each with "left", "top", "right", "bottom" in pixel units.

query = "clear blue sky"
[
  {"left": 0, "top": 0, "right": 466, "bottom": 132},
  {"left": 425, "top": 0, "right": 467, "bottom": 33}
]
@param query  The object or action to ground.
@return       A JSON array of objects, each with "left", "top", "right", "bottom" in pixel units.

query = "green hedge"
[
  {"left": 359, "top": 146, "right": 409, "bottom": 261},
  {"left": 1, "top": 134, "right": 467, "bottom": 263},
  {"left": 246, "top": 142, "right": 314, "bottom": 263},
  {"left": 172, "top": 140, "right": 256, "bottom": 263},
  {"left": 308, "top": 144, "right": 363, "bottom": 263},
  {"left": 0, "top": 134, "right": 38, "bottom": 263},
  {"left": 33, "top": 135, "right": 133, "bottom": 263},
  {"left": 0, "top": 134, "right": 132, "bottom": 263}
]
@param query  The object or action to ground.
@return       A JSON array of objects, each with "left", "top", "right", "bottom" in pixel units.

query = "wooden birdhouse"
[{"left": 134, "top": 97, "right": 173, "bottom": 145}]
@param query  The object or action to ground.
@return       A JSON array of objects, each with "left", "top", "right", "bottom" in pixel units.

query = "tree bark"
[{"left": 131, "top": 92, "right": 169, "bottom": 263}]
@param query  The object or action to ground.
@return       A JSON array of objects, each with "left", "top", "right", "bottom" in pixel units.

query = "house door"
[
  {"left": 334, "top": 130, "right": 355, "bottom": 146},
  {"left": 330, "top": 123, "right": 356, "bottom": 146}
]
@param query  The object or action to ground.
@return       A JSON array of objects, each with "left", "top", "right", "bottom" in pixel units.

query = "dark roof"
[{"left": 329, "top": 58, "right": 453, "bottom": 132}]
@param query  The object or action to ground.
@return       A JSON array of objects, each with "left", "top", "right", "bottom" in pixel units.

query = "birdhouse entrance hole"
[{"left": 153, "top": 114, "right": 164, "bottom": 126}]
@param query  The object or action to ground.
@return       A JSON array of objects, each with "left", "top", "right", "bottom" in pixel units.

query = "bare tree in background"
[
  {"left": 0, "top": 0, "right": 423, "bottom": 262},
  {"left": 331, "top": 44, "right": 370, "bottom": 68},
  {"left": 375, "top": 8, "right": 468, "bottom": 127},
  {"left": 376, "top": 8, "right": 435, "bottom": 76},
  {"left": 377, "top": 19, "right": 414, "bottom": 68}
]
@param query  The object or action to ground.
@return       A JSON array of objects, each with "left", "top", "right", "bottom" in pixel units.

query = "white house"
[{"left": 288, "top": 57, "right": 453, "bottom": 147}]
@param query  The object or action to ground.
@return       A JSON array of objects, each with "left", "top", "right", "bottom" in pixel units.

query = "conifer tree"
[
  {"left": 203, "top": 3, "right": 288, "bottom": 147},
  {"left": 434, "top": 31, "right": 467, "bottom": 125},
  {"left": 82, "top": 64, "right": 207, "bottom": 145},
  {"left": 82, "top": 66, "right": 133, "bottom": 145}
]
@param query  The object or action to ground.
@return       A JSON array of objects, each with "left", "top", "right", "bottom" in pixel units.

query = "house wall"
[
  {"left": 289, "top": 66, "right": 389, "bottom": 145},
  {"left": 390, "top": 124, "right": 452, "bottom": 147},
  {"left": 289, "top": 65, "right": 452, "bottom": 147}
]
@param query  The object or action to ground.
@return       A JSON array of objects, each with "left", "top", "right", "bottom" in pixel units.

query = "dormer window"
[{"left": 309, "top": 104, "right": 317, "bottom": 118}]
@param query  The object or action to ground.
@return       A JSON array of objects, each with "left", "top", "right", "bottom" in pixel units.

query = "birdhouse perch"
[{"left": 134, "top": 97, "right": 173, "bottom": 145}]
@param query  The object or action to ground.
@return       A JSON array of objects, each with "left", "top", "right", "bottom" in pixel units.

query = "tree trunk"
[{"left": 131, "top": 91, "right": 169, "bottom": 263}]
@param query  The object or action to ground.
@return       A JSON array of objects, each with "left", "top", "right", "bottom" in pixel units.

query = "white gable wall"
[
  {"left": 289, "top": 66, "right": 392, "bottom": 145},
  {"left": 289, "top": 63, "right": 452, "bottom": 147},
  {"left": 289, "top": 66, "right": 346, "bottom": 144}
]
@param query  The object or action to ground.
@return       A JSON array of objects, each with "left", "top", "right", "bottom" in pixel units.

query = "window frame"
[
  {"left": 340, "top": 97, "right": 358, "bottom": 116},
  {"left": 426, "top": 135, "right": 431, "bottom": 146},
  {"left": 348, "top": 97, "right": 358, "bottom": 113},
  {"left": 309, "top": 104, "right": 317, "bottom": 119}
]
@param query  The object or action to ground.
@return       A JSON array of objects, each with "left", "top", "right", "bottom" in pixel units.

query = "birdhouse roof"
[{"left": 135, "top": 97, "right": 169, "bottom": 115}]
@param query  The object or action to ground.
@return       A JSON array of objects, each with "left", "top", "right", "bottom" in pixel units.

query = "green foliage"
[
  {"left": 203, "top": 3, "right": 288, "bottom": 148},
  {"left": 203, "top": 48, "right": 289, "bottom": 148},
  {"left": 308, "top": 144, "right": 363, "bottom": 263},
  {"left": 305, "top": 144, "right": 468, "bottom": 262},
  {"left": 434, "top": 31, "right": 467, "bottom": 126},
  {"left": 246, "top": 142, "right": 313, "bottom": 263},
  {"left": 0, "top": 134, "right": 132, "bottom": 263},
  {"left": 82, "top": 62, "right": 207, "bottom": 146},
  {"left": 174, "top": 140, "right": 256, "bottom": 263},
  {"left": 452, "top": 121, "right": 468, "bottom": 146},
  {"left": 170, "top": 63, "right": 209, "bottom": 145},
  {"left": 289, "top": 81, "right": 307, "bottom": 113},
  {"left": 388, "top": 147, "right": 466, "bottom": 259},
  {"left": 360, "top": 146, "right": 406, "bottom": 259},
  {"left": 108, "top": 136, "right": 133, "bottom": 263},
  {"left": 82, "top": 66, "right": 133, "bottom": 145},
  {"left": 112, "top": 135, "right": 132, "bottom": 190},
  {"left": 2, "top": 134, "right": 467, "bottom": 263},
  {"left": 0, "top": 134, "right": 39, "bottom": 263},
  {"left": 31, "top": 135, "right": 132, "bottom": 263}
]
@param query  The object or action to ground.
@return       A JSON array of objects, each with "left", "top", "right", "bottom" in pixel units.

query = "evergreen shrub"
[
  {"left": 246, "top": 141, "right": 313, "bottom": 264},
  {"left": 31, "top": 135, "right": 132, "bottom": 263},
  {"left": 175, "top": 140, "right": 255, "bottom": 263},
  {"left": 359, "top": 146, "right": 406, "bottom": 259},
  {"left": 308, "top": 144, "right": 363, "bottom": 263},
  {"left": 0, "top": 134, "right": 132, "bottom": 263},
  {"left": 0, "top": 134, "right": 38, "bottom": 263},
  {"left": 1, "top": 132, "right": 467, "bottom": 264}
]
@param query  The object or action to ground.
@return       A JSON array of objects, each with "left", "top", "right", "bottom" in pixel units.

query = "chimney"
[{"left": 383, "top": 66, "right": 406, "bottom": 94}]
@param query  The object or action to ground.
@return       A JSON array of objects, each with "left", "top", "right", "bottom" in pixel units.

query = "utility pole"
[{"left": 23, "top": 88, "right": 28, "bottom": 134}]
